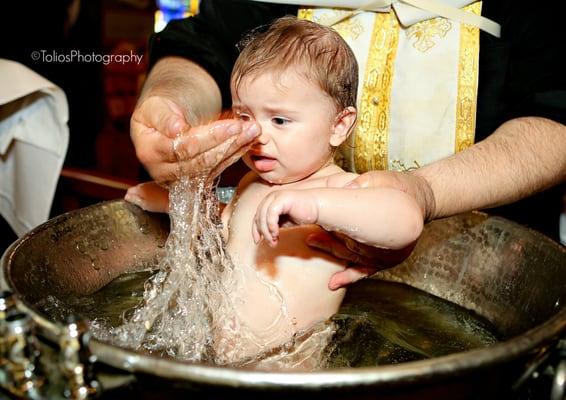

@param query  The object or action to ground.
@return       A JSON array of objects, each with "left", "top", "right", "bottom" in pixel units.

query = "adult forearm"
[
  {"left": 413, "top": 117, "right": 566, "bottom": 219},
  {"left": 138, "top": 56, "right": 222, "bottom": 125}
]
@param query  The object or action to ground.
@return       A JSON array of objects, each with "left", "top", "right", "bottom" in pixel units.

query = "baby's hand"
[
  {"left": 125, "top": 181, "right": 169, "bottom": 213},
  {"left": 252, "top": 190, "right": 319, "bottom": 246}
]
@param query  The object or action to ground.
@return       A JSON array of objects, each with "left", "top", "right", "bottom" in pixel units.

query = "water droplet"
[{"left": 76, "top": 240, "right": 88, "bottom": 254}]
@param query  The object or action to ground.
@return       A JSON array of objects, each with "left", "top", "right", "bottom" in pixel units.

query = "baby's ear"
[{"left": 330, "top": 106, "right": 357, "bottom": 147}]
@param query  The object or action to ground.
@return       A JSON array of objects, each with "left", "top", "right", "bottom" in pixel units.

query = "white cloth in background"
[
  {"left": 0, "top": 59, "right": 69, "bottom": 236},
  {"left": 256, "top": 0, "right": 500, "bottom": 36}
]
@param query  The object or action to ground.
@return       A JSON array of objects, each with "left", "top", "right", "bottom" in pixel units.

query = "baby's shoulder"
[
  {"left": 233, "top": 171, "right": 275, "bottom": 203},
  {"left": 294, "top": 170, "right": 359, "bottom": 190},
  {"left": 324, "top": 171, "right": 359, "bottom": 187},
  {"left": 236, "top": 171, "right": 265, "bottom": 193},
  {"left": 222, "top": 172, "right": 265, "bottom": 228}
]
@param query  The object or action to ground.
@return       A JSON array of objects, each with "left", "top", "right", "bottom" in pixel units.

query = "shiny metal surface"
[
  {"left": 551, "top": 359, "right": 566, "bottom": 400},
  {"left": 1, "top": 200, "right": 565, "bottom": 398}
]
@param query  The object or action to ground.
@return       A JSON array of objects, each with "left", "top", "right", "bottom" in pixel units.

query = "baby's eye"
[
  {"left": 236, "top": 112, "right": 251, "bottom": 121},
  {"left": 272, "top": 117, "right": 290, "bottom": 126}
]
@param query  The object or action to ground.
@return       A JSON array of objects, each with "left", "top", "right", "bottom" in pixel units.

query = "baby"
[{"left": 126, "top": 17, "right": 423, "bottom": 366}]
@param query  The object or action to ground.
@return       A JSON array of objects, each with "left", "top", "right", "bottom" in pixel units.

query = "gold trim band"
[
  {"left": 455, "top": 2, "right": 480, "bottom": 152},
  {"left": 354, "top": 11, "right": 399, "bottom": 173}
]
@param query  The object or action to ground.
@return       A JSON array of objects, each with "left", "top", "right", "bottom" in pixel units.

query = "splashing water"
[
  {"left": 91, "top": 170, "right": 334, "bottom": 368},
  {"left": 90, "top": 129, "right": 338, "bottom": 368},
  {"left": 94, "top": 176, "right": 252, "bottom": 364}
]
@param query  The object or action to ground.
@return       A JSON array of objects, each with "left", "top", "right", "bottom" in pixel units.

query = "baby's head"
[
  {"left": 231, "top": 17, "right": 358, "bottom": 184},
  {"left": 232, "top": 16, "right": 358, "bottom": 114}
]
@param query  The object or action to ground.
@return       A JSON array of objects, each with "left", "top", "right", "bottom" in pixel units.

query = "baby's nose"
[{"left": 256, "top": 128, "right": 270, "bottom": 145}]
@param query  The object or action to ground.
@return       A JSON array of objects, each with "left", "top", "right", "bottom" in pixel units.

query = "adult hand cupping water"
[{"left": 130, "top": 95, "right": 261, "bottom": 185}]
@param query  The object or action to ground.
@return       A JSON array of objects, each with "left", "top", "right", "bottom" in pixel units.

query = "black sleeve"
[
  {"left": 477, "top": 0, "right": 566, "bottom": 142},
  {"left": 148, "top": 0, "right": 298, "bottom": 108},
  {"left": 477, "top": 0, "right": 566, "bottom": 242}
]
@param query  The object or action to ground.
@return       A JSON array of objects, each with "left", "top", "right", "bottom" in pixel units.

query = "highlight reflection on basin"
[{"left": 2, "top": 200, "right": 565, "bottom": 399}]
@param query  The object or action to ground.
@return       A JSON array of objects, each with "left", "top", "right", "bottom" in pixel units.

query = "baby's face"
[{"left": 232, "top": 69, "right": 338, "bottom": 184}]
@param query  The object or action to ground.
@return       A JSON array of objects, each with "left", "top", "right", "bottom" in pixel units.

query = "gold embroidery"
[
  {"left": 354, "top": 12, "right": 399, "bottom": 173},
  {"left": 297, "top": 8, "right": 313, "bottom": 21},
  {"left": 455, "top": 2, "right": 481, "bottom": 152},
  {"left": 406, "top": 18, "right": 452, "bottom": 53},
  {"left": 314, "top": 11, "right": 365, "bottom": 40},
  {"left": 390, "top": 159, "right": 421, "bottom": 172}
]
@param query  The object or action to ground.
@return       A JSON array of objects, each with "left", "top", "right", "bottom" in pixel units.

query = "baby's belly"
[{"left": 226, "top": 225, "right": 346, "bottom": 354}]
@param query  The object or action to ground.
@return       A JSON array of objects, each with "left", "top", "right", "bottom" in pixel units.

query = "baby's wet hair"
[{"left": 232, "top": 16, "right": 358, "bottom": 111}]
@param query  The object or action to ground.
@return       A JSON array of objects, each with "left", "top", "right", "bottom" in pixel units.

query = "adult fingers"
[
  {"left": 206, "top": 129, "right": 257, "bottom": 183},
  {"left": 328, "top": 266, "right": 380, "bottom": 290},
  {"left": 306, "top": 232, "right": 375, "bottom": 265},
  {"left": 130, "top": 98, "right": 187, "bottom": 182},
  {"left": 173, "top": 120, "right": 241, "bottom": 161},
  {"left": 332, "top": 231, "right": 417, "bottom": 266},
  {"left": 176, "top": 121, "right": 260, "bottom": 180},
  {"left": 143, "top": 121, "right": 258, "bottom": 183},
  {"left": 307, "top": 231, "right": 384, "bottom": 289}
]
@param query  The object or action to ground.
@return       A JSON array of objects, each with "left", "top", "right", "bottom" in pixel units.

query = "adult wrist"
[{"left": 409, "top": 171, "right": 436, "bottom": 222}]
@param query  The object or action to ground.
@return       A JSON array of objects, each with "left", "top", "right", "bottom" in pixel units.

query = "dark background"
[{"left": 0, "top": 0, "right": 156, "bottom": 252}]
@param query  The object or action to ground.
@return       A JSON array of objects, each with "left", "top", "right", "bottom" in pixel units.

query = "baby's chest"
[
  {"left": 228, "top": 205, "right": 344, "bottom": 281},
  {"left": 227, "top": 190, "right": 265, "bottom": 243},
  {"left": 225, "top": 182, "right": 345, "bottom": 275}
]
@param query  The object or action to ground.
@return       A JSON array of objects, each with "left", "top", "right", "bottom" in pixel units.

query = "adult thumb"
[{"left": 164, "top": 114, "right": 189, "bottom": 138}]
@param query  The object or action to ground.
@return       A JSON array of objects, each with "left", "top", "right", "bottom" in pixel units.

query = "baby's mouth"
[
  {"left": 250, "top": 154, "right": 278, "bottom": 172},
  {"left": 251, "top": 154, "right": 275, "bottom": 162}
]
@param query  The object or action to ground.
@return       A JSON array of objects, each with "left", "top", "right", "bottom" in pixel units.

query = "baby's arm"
[
  {"left": 125, "top": 181, "right": 230, "bottom": 217},
  {"left": 125, "top": 181, "right": 170, "bottom": 213},
  {"left": 253, "top": 187, "right": 423, "bottom": 250}
]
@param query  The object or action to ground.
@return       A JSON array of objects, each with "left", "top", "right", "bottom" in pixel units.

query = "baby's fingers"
[
  {"left": 266, "top": 202, "right": 283, "bottom": 246},
  {"left": 254, "top": 196, "right": 274, "bottom": 245},
  {"left": 252, "top": 219, "right": 261, "bottom": 244}
]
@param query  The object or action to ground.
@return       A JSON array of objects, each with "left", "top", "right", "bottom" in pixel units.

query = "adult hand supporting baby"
[
  {"left": 307, "top": 231, "right": 416, "bottom": 290},
  {"left": 307, "top": 170, "right": 435, "bottom": 290}
]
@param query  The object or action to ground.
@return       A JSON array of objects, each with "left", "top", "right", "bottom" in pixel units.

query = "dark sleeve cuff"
[{"left": 147, "top": 0, "right": 298, "bottom": 108}]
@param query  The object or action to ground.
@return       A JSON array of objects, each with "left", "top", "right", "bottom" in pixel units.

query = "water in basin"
[{"left": 34, "top": 268, "right": 500, "bottom": 369}]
